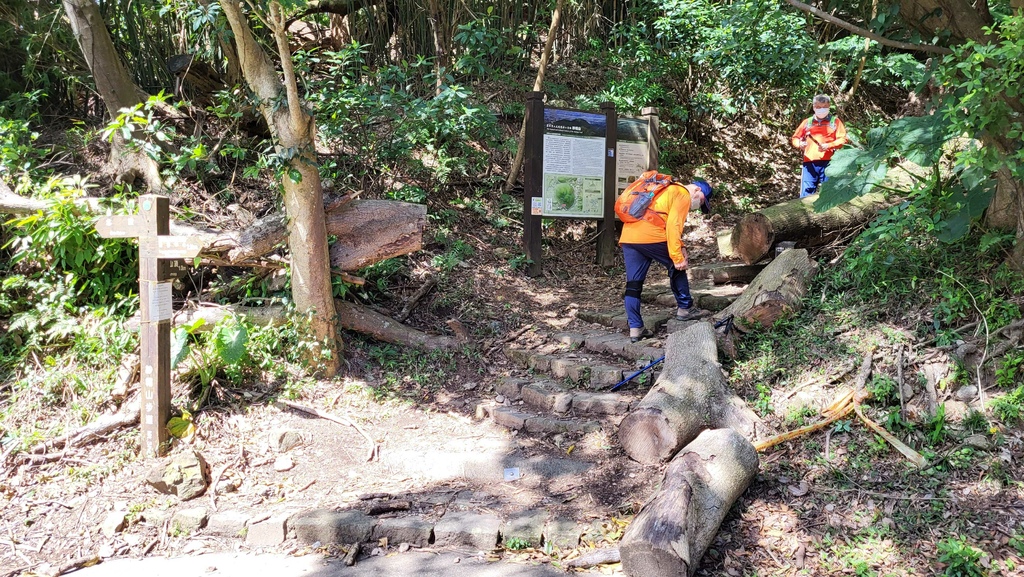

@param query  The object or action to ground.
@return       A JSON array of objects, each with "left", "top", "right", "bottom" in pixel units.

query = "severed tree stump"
[
  {"left": 617, "top": 322, "right": 761, "bottom": 464},
  {"left": 619, "top": 428, "right": 759, "bottom": 577},
  {"left": 730, "top": 192, "right": 893, "bottom": 264},
  {"left": 715, "top": 248, "right": 818, "bottom": 333}
]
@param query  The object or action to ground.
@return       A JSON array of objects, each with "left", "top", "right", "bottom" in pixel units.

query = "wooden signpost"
[{"left": 95, "top": 195, "right": 199, "bottom": 457}]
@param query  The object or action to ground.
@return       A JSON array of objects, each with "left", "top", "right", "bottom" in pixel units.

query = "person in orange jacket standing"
[{"left": 791, "top": 94, "right": 848, "bottom": 198}]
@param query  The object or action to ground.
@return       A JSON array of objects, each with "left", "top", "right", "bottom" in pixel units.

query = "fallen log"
[
  {"left": 564, "top": 548, "right": 621, "bottom": 568},
  {"left": 714, "top": 248, "right": 818, "bottom": 332},
  {"left": 617, "top": 322, "right": 762, "bottom": 464},
  {"left": 29, "top": 400, "right": 140, "bottom": 455},
  {"left": 729, "top": 192, "right": 893, "bottom": 264},
  {"left": 196, "top": 199, "right": 426, "bottom": 269},
  {"left": 335, "top": 301, "right": 459, "bottom": 351},
  {"left": 619, "top": 428, "right": 759, "bottom": 577},
  {"left": 1, "top": 186, "right": 425, "bottom": 271},
  {"left": 157, "top": 302, "right": 458, "bottom": 352},
  {"left": 711, "top": 263, "right": 766, "bottom": 285}
]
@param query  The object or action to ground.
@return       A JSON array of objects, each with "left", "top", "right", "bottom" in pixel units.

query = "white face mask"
[
  {"left": 690, "top": 190, "right": 703, "bottom": 212},
  {"left": 814, "top": 107, "right": 830, "bottom": 119}
]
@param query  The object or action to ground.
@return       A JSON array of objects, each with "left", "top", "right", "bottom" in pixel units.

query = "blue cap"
[{"left": 693, "top": 179, "right": 713, "bottom": 214}]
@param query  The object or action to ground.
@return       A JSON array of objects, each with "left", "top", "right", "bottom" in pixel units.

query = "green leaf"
[
  {"left": 890, "top": 113, "right": 950, "bottom": 166},
  {"left": 171, "top": 327, "right": 191, "bottom": 370},
  {"left": 215, "top": 323, "right": 248, "bottom": 366},
  {"left": 168, "top": 411, "right": 195, "bottom": 439}
]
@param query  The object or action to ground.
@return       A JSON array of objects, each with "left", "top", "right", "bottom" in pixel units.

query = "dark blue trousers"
[
  {"left": 622, "top": 242, "right": 692, "bottom": 329},
  {"left": 800, "top": 160, "right": 830, "bottom": 198}
]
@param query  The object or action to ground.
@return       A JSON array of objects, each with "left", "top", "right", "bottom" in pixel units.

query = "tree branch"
[
  {"left": 783, "top": 0, "right": 953, "bottom": 55},
  {"left": 269, "top": 2, "right": 306, "bottom": 132}
]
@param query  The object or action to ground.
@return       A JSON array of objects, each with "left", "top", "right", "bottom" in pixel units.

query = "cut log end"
[
  {"left": 619, "top": 545, "right": 688, "bottom": 576},
  {"left": 731, "top": 213, "right": 773, "bottom": 265},
  {"left": 618, "top": 408, "right": 678, "bottom": 464}
]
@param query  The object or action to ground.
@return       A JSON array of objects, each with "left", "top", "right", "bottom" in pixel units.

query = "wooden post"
[
  {"left": 138, "top": 196, "right": 172, "bottom": 458},
  {"left": 522, "top": 91, "right": 545, "bottom": 277},
  {"left": 95, "top": 195, "right": 199, "bottom": 458},
  {"left": 596, "top": 102, "right": 617, "bottom": 267},
  {"left": 642, "top": 107, "right": 659, "bottom": 171}
]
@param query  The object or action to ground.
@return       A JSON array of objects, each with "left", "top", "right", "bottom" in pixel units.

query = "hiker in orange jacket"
[
  {"left": 791, "top": 94, "right": 848, "bottom": 198},
  {"left": 616, "top": 176, "right": 713, "bottom": 343}
]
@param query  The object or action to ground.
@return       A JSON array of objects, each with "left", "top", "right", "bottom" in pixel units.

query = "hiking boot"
[
  {"left": 629, "top": 328, "right": 655, "bottom": 343},
  {"left": 676, "top": 307, "right": 710, "bottom": 322}
]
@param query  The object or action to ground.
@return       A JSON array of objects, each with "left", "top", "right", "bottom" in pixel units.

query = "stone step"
[
  {"left": 480, "top": 404, "right": 604, "bottom": 435},
  {"left": 642, "top": 279, "right": 745, "bottom": 312},
  {"left": 493, "top": 377, "right": 640, "bottom": 417},
  {"left": 576, "top": 308, "right": 675, "bottom": 332},
  {"left": 506, "top": 331, "right": 664, "bottom": 376},
  {"left": 503, "top": 346, "right": 632, "bottom": 389}
]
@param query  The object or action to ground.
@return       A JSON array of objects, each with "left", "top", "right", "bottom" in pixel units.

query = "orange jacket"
[
  {"left": 791, "top": 115, "right": 847, "bottom": 162},
  {"left": 618, "top": 183, "right": 692, "bottom": 264}
]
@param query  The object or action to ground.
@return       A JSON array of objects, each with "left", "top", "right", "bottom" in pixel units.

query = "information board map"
[{"left": 541, "top": 108, "right": 607, "bottom": 218}]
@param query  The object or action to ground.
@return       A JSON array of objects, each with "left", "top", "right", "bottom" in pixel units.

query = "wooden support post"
[
  {"left": 642, "top": 107, "right": 659, "bottom": 171},
  {"left": 522, "top": 91, "right": 545, "bottom": 277},
  {"left": 596, "top": 102, "right": 617, "bottom": 267},
  {"left": 95, "top": 195, "right": 199, "bottom": 458}
]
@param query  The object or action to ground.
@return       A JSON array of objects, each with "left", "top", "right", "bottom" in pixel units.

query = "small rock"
[
  {"left": 269, "top": 429, "right": 303, "bottom": 453},
  {"left": 963, "top": 434, "right": 991, "bottom": 450},
  {"left": 955, "top": 386, "right": 979, "bottom": 402},
  {"left": 453, "top": 557, "right": 461, "bottom": 564},
  {"left": 399, "top": 543, "right": 411, "bottom": 552},
  {"left": 495, "top": 394, "right": 506, "bottom": 404},
  {"left": 170, "top": 507, "right": 209, "bottom": 535},
  {"left": 371, "top": 547, "right": 383, "bottom": 556},
  {"left": 216, "top": 480, "right": 238, "bottom": 493},
  {"left": 463, "top": 382, "right": 478, "bottom": 391},
  {"left": 274, "top": 456, "right": 294, "bottom": 472},
  {"left": 98, "top": 544, "right": 116, "bottom": 559},
  {"left": 145, "top": 450, "right": 210, "bottom": 501},
  {"left": 100, "top": 511, "right": 127, "bottom": 537}
]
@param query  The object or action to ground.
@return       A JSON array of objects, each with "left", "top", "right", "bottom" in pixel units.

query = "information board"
[
  {"left": 540, "top": 108, "right": 607, "bottom": 218},
  {"left": 616, "top": 117, "right": 651, "bottom": 192}
]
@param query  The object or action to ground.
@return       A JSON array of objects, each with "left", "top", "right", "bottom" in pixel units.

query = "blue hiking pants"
[
  {"left": 622, "top": 242, "right": 692, "bottom": 329},
  {"left": 800, "top": 160, "right": 830, "bottom": 198}
]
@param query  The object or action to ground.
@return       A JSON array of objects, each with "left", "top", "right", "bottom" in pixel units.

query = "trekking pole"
[
  {"left": 610, "top": 356, "right": 664, "bottom": 392},
  {"left": 611, "top": 315, "right": 735, "bottom": 393}
]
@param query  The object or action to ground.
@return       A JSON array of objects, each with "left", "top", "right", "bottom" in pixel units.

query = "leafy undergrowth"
[{"left": 718, "top": 226, "right": 1024, "bottom": 576}]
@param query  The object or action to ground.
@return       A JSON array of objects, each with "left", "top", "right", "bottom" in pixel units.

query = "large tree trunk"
[
  {"left": 61, "top": 0, "right": 145, "bottom": 119},
  {"left": 619, "top": 428, "right": 759, "bottom": 577},
  {"left": 426, "top": 0, "right": 447, "bottom": 96},
  {"left": 729, "top": 192, "right": 893, "bottom": 264},
  {"left": 715, "top": 248, "right": 818, "bottom": 333},
  {"left": 61, "top": 0, "right": 164, "bottom": 192},
  {"left": 221, "top": 0, "right": 340, "bottom": 376},
  {"left": 617, "top": 322, "right": 761, "bottom": 464}
]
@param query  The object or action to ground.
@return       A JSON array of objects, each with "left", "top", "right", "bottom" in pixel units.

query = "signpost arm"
[
  {"left": 596, "top": 102, "right": 618, "bottom": 267},
  {"left": 522, "top": 91, "right": 545, "bottom": 277},
  {"left": 138, "top": 195, "right": 172, "bottom": 457},
  {"left": 642, "top": 106, "right": 660, "bottom": 171}
]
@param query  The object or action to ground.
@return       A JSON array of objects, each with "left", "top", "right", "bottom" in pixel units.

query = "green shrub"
[{"left": 936, "top": 536, "right": 986, "bottom": 577}]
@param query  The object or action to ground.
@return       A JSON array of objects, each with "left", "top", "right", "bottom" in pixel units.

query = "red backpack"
[{"left": 614, "top": 170, "right": 677, "bottom": 228}]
